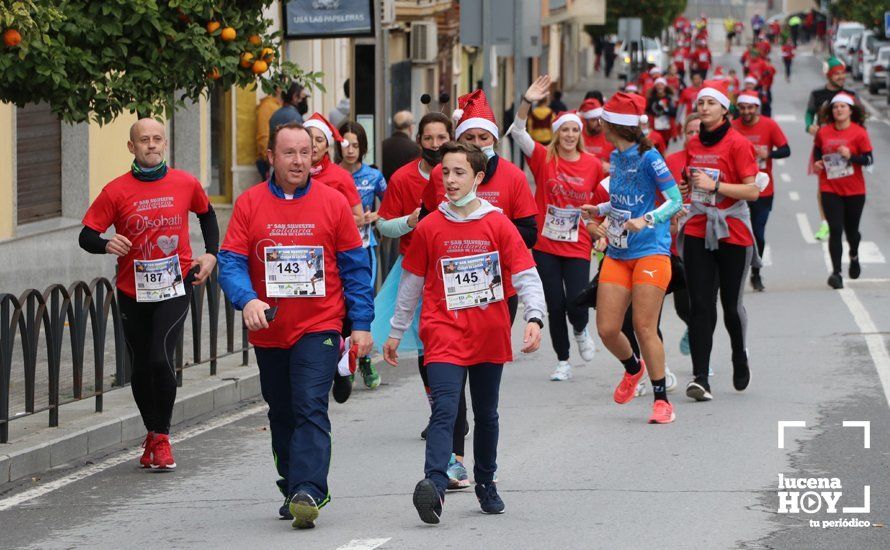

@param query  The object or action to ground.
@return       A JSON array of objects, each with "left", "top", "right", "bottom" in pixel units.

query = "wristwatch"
[
  {"left": 528, "top": 317, "right": 544, "bottom": 329},
  {"left": 643, "top": 212, "right": 655, "bottom": 228}
]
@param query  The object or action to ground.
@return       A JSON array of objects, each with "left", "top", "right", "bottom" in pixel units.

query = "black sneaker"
[
  {"left": 332, "top": 373, "right": 353, "bottom": 404},
  {"left": 827, "top": 272, "right": 844, "bottom": 289},
  {"left": 420, "top": 423, "right": 428, "bottom": 440},
  {"left": 413, "top": 479, "right": 443, "bottom": 524},
  {"left": 279, "top": 495, "right": 293, "bottom": 520},
  {"left": 475, "top": 482, "right": 505, "bottom": 514},
  {"left": 849, "top": 257, "right": 861, "bottom": 280},
  {"left": 685, "top": 380, "right": 713, "bottom": 401},
  {"left": 733, "top": 362, "right": 751, "bottom": 391},
  {"left": 289, "top": 490, "right": 319, "bottom": 529},
  {"left": 751, "top": 273, "right": 765, "bottom": 292}
]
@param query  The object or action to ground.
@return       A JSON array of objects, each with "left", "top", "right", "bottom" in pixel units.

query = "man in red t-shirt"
[
  {"left": 579, "top": 97, "right": 613, "bottom": 171},
  {"left": 218, "top": 122, "right": 374, "bottom": 529},
  {"left": 690, "top": 40, "right": 712, "bottom": 80},
  {"left": 677, "top": 72, "right": 704, "bottom": 122},
  {"left": 732, "top": 92, "right": 790, "bottom": 291},
  {"left": 383, "top": 141, "right": 545, "bottom": 524},
  {"left": 79, "top": 118, "right": 219, "bottom": 471}
]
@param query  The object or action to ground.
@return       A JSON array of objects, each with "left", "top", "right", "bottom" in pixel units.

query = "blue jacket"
[
  {"left": 350, "top": 163, "right": 387, "bottom": 248},
  {"left": 218, "top": 177, "right": 374, "bottom": 331}
]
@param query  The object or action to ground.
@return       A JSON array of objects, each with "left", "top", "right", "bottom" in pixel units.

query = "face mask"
[
  {"left": 447, "top": 174, "right": 483, "bottom": 207},
  {"left": 481, "top": 144, "right": 496, "bottom": 159},
  {"left": 421, "top": 147, "right": 443, "bottom": 166},
  {"left": 297, "top": 99, "right": 309, "bottom": 115}
]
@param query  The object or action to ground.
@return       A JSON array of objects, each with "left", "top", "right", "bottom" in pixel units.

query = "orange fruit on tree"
[
  {"left": 208, "top": 67, "right": 221, "bottom": 80},
  {"left": 261, "top": 47, "right": 275, "bottom": 62},
  {"left": 248, "top": 34, "right": 262, "bottom": 46},
  {"left": 220, "top": 27, "right": 236, "bottom": 42},
  {"left": 206, "top": 21, "right": 220, "bottom": 34},
  {"left": 251, "top": 60, "right": 268, "bottom": 74},
  {"left": 3, "top": 28, "right": 22, "bottom": 47},
  {"left": 240, "top": 52, "right": 255, "bottom": 68}
]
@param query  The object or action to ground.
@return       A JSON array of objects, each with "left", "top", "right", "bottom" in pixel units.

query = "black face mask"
[
  {"left": 297, "top": 99, "right": 309, "bottom": 115},
  {"left": 421, "top": 147, "right": 443, "bottom": 166}
]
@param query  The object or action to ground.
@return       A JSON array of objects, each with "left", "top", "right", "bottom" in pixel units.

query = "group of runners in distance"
[{"left": 77, "top": 11, "right": 874, "bottom": 531}]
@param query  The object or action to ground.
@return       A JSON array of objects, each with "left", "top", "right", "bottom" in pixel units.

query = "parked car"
[
  {"left": 862, "top": 38, "right": 889, "bottom": 87},
  {"left": 849, "top": 30, "right": 872, "bottom": 80},
  {"left": 832, "top": 22, "right": 865, "bottom": 65},
  {"left": 615, "top": 36, "right": 666, "bottom": 80},
  {"left": 839, "top": 28, "right": 864, "bottom": 69},
  {"left": 867, "top": 45, "right": 890, "bottom": 95}
]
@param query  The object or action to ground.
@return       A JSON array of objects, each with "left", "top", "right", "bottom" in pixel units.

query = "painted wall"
[
  {"left": 87, "top": 112, "right": 139, "bottom": 200},
  {"left": 0, "top": 103, "right": 13, "bottom": 239}
]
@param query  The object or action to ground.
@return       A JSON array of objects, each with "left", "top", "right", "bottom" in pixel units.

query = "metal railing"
[{"left": 0, "top": 269, "right": 248, "bottom": 443}]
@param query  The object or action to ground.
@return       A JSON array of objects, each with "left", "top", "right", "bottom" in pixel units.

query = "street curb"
[{"left": 0, "top": 356, "right": 261, "bottom": 490}]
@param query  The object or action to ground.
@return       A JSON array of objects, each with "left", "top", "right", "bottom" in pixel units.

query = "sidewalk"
[{"left": 0, "top": 352, "right": 260, "bottom": 490}]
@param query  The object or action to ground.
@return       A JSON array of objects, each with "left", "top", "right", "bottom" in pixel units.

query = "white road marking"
[
  {"left": 761, "top": 245, "right": 772, "bottom": 267},
  {"left": 796, "top": 213, "right": 818, "bottom": 244},
  {"left": 0, "top": 403, "right": 267, "bottom": 512},
  {"left": 776, "top": 159, "right": 786, "bottom": 167},
  {"left": 780, "top": 173, "right": 791, "bottom": 183},
  {"left": 789, "top": 191, "right": 800, "bottom": 201},
  {"left": 773, "top": 114, "right": 798, "bottom": 122},
  {"left": 837, "top": 289, "right": 890, "bottom": 409},
  {"left": 848, "top": 278, "right": 890, "bottom": 285},
  {"left": 335, "top": 539, "right": 392, "bottom": 550},
  {"left": 822, "top": 241, "right": 886, "bottom": 267}
]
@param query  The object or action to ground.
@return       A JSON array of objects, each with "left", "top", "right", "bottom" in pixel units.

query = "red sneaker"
[
  {"left": 139, "top": 432, "right": 155, "bottom": 468},
  {"left": 649, "top": 400, "right": 676, "bottom": 424},
  {"left": 613, "top": 359, "right": 647, "bottom": 404},
  {"left": 150, "top": 434, "right": 177, "bottom": 470}
]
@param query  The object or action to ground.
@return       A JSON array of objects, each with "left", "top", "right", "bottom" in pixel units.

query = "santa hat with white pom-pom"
[
  {"left": 452, "top": 89, "right": 500, "bottom": 140},
  {"left": 304, "top": 112, "right": 349, "bottom": 148},
  {"left": 601, "top": 92, "right": 649, "bottom": 127}
]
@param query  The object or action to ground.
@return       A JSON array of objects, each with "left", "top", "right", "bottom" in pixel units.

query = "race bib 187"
[{"left": 134, "top": 254, "right": 185, "bottom": 303}]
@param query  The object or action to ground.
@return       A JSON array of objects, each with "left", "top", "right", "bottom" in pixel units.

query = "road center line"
[
  {"left": 796, "top": 212, "right": 817, "bottom": 244},
  {"left": 780, "top": 173, "right": 791, "bottom": 183},
  {"left": 0, "top": 403, "right": 267, "bottom": 512},
  {"left": 788, "top": 191, "right": 800, "bottom": 201},
  {"left": 335, "top": 539, "right": 392, "bottom": 550}
]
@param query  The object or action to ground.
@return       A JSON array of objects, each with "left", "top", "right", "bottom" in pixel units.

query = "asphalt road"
[{"left": 0, "top": 42, "right": 888, "bottom": 550}]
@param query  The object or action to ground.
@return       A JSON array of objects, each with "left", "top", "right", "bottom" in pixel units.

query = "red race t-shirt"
[
  {"left": 402, "top": 209, "right": 535, "bottom": 366},
  {"left": 583, "top": 130, "right": 614, "bottom": 163},
  {"left": 377, "top": 159, "right": 428, "bottom": 257},
  {"left": 647, "top": 129, "right": 667, "bottom": 154},
  {"left": 692, "top": 47, "right": 711, "bottom": 70},
  {"left": 82, "top": 169, "right": 210, "bottom": 299},
  {"left": 679, "top": 85, "right": 702, "bottom": 116},
  {"left": 683, "top": 129, "right": 759, "bottom": 246},
  {"left": 666, "top": 150, "right": 692, "bottom": 255},
  {"left": 311, "top": 156, "right": 361, "bottom": 207},
  {"left": 732, "top": 116, "right": 788, "bottom": 197},
  {"left": 220, "top": 181, "right": 362, "bottom": 348},
  {"left": 815, "top": 123, "right": 872, "bottom": 196},
  {"left": 527, "top": 143, "right": 602, "bottom": 260},
  {"left": 422, "top": 157, "right": 538, "bottom": 220}
]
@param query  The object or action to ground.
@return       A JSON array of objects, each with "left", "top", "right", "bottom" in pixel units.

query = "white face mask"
[
  {"left": 447, "top": 173, "right": 483, "bottom": 207},
  {"left": 481, "top": 144, "right": 496, "bottom": 159}
]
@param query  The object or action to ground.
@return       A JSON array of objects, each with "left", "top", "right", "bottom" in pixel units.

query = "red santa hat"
[
  {"left": 552, "top": 111, "right": 583, "bottom": 133},
  {"left": 736, "top": 90, "right": 761, "bottom": 107},
  {"left": 654, "top": 77, "right": 668, "bottom": 86},
  {"left": 303, "top": 112, "right": 348, "bottom": 148},
  {"left": 712, "top": 66, "right": 726, "bottom": 80},
  {"left": 696, "top": 79, "right": 731, "bottom": 109},
  {"left": 602, "top": 92, "right": 649, "bottom": 127},
  {"left": 744, "top": 75, "right": 759, "bottom": 86},
  {"left": 830, "top": 93, "right": 855, "bottom": 106},
  {"left": 649, "top": 66, "right": 664, "bottom": 76},
  {"left": 452, "top": 89, "right": 499, "bottom": 140},
  {"left": 625, "top": 83, "right": 639, "bottom": 93},
  {"left": 579, "top": 98, "right": 603, "bottom": 119}
]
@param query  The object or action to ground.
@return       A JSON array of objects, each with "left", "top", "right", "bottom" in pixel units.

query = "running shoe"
[
  {"left": 648, "top": 400, "right": 676, "bottom": 424},
  {"left": 679, "top": 329, "right": 690, "bottom": 356},
  {"left": 139, "top": 432, "right": 155, "bottom": 469},
  {"left": 550, "top": 361, "right": 572, "bottom": 381},
  {"left": 332, "top": 373, "right": 353, "bottom": 403},
  {"left": 751, "top": 273, "right": 765, "bottom": 292},
  {"left": 849, "top": 257, "right": 861, "bottom": 280},
  {"left": 359, "top": 356, "right": 381, "bottom": 389},
  {"left": 463, "top": 419, "right": 471, "bottom": 440},
  {"left": 475, "top": 482, "right": 505, "bottom": 514},
  {"left": 814, "top": 221, "right": 829, "bottom": 241},
  {"left": 421, "top": 422, "right": 429, "bottom": 440},
  {"left": 634, "top": 378, "right": 649, "bottom": 397},
  {"left": 685, "top": 380, "right": 713, "bottom": 402},
  {"left": 733, "top": 361, "right": 751, "bottom": 391},
  {"left": 289, "top": 490, "right": 319, "bottom": 529},
  {"left": 827, "top": 272, "right": 843, "bottom": 289},
  {"left": 447, "top": 454, "right": 470, "bottom": 490},
  {"left": 665, "top": 367, "right": 678, "bottom": 392},
  {"left": 413, "top": 479, "right": 443, "bottom": 524},
  {"left": 573, "top": 328, "right": 597, "bottom": 362},
  {"left": 614, "top": 359, "right": 647, "bottom": 404},
  {"left": 150, "top": 434, "right": 176, "bottom": 470},
  {"left": 279, "top": 495, "right": 293, "bottom": 520}
]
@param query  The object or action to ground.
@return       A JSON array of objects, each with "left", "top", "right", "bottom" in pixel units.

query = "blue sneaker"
[
  {"left": 447, "top": 454, "right": 470, "bottom": 490},
  {"left": 679, "top": 329, "right": 690, "bottom": 356},
  {"left": 475, "top": 482, "right": 505, "bottom": 514}
]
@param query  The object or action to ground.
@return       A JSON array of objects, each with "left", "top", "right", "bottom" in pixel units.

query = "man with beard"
[{"left": 579, "top": 97, "right": 613, "bottom": 173}]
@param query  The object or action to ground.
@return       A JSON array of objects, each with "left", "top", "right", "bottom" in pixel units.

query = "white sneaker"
[
  {"left": 573, "top": 328, "right": 596, "bottom": 362},
  {"left": 665, "top": 367, "right": 677, "bottom": 393},
  {"left": 550, "top": 361, "right": 572, "bottom": 381},
  {"left": 634, "top": 378, "right": 650, "bottom": 397}
]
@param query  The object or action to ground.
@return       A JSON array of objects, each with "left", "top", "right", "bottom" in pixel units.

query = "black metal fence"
[{"left": 0, "top": 269, "right": 248, "bottom": 443}]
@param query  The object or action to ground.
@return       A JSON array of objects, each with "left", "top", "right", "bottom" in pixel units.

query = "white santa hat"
[
  {"left": 551, "top": 111, "right": 583, "bottom": 133},
  {"left": 744, "top": 75, "right": 759, "bottom": 86},
  {"left": 830, "top": 93, "right": 855, "bottom": 106},
  {"left": 654, "top": 77, "right": 668, "bottom": 86},
  {"left": 452, "top": 89, "right": 500, "bottom": 140},
  {"left": 602, "top": 92, "right": 649, "bottom": 127},
  {"left": 303, "top": 112, "right": 349, "bottom": 148},
  {"left": 696, "top": 80, "right": 731, "bottom": 109},
  {"left": 736, "top": 91, "right": 761, "bottom": 107}
]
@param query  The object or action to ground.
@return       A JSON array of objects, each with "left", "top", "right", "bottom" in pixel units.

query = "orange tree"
[{"left": 0, "top": 0, "right": 322, "bottom": 124}]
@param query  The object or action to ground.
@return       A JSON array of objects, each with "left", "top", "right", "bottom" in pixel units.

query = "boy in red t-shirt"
[{"left": 384, "top": 142, "right": 545, "bottom": 525}]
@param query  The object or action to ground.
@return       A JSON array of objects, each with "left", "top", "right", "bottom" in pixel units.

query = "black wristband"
[
  {"left": 521, "top": 95, "right": 532, "bottom": 105},
  {"left": 528, "top": 317, "right": 544, "bottom": 329}
]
